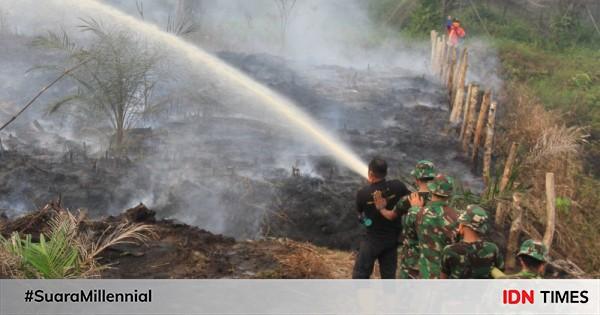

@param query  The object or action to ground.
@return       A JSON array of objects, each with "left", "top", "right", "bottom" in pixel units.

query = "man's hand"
[
  {"left": 408, "top": 192, "right": 424, "bottom": 207},
  {"left": 373, "top": 190, "right": 387, "bottom": 210}
]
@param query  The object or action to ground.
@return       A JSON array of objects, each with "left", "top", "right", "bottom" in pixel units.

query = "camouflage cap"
[
  {"left": 517, "top": 239, "right": 548, "bottom": 262},
  {"left": 426, "top": 173, "right": 454, "bottom": 197},
  {"left": 410, "top": 160, "right": 437, "bottom": 180},
  {"left": 458, "top": 205, "right": 490, "bottom": 234}
]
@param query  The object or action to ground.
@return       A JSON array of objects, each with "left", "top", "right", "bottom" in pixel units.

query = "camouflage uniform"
[
  {"left": 498, "top": 239, "right": 548, "bottom": 279},
  {"left": 397, "top": 160, "right": 436, "bottom": 279},
  {"left": 416, "top": 174, "right": 459, "bottom": 279},
  {"left": 441, "top": 205, "right": 504, "bottom": 279}
]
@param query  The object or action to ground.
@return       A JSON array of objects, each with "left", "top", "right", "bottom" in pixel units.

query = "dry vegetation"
[
  {"left": 271, "top": 239, "right": 355, "bottom": 279},
  {"left": 0, "top": 202, "right": 156, "bottom": 279},
  {"left": 495, "top": 84, "right": 599, "bottom": 273}
]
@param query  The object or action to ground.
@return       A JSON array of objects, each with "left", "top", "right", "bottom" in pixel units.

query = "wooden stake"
[
  {"left": 449, "top": 50, "right": 468, "bottom": 123},
  {"left": 543, "top": 172, "right": 556, "bottom": 251},
  {"left": 446, "top": 47, "right": 457, "bottom": 94},
  {"left": 460, "top": 84, "right": 477, "bottom": 140},
  {"left": 483, "top": 101, "right": 497, "bottom": 185},
  {"left": 499, "top": 142, "right": 519, "bottom": 193},
  {"left": 437, "top": 35, "right": 446, "bottom": 78},
  {"left": 505, "top": 192, "right": 523, "bottom": 271},
  {"left": 430, "top": 30, "right": 438, "bottom": 72},
  {"left": 471, "top": 90, "right": 491, "bottom": 163},
  {"left": 462, "top": 85, "right": 480, "bottom": 152}
]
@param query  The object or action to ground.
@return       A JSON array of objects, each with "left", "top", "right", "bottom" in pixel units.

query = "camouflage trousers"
[{"left": 398, "top": 245, "right": 420, "bottom": 279}]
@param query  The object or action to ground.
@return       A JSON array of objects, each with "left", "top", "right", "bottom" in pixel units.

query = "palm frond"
[
  {"left": 90, "top": 223, "right": 156, "bottom": 258},
  {"left": 47, "top": 94, "right": 83, "bottom": 114}
]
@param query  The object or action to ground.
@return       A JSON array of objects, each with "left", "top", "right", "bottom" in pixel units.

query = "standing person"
[
  {"left": 441, "top": 205, "right": 504, "bottom": 279},
  {"left": 446, "top": 15, "right": 453, "bottom": 34},
  {"left": 448, "top": 19, "right": 466, "bottom": 47},
  {"left": 415, "top": 174, "right": 459, "bottom": 279},
  {"left": 389, "top": 160, "right": 437, "bottom": 279},
  {"left": 352, "top": 157, "right": 409, "bottom": 279},
  {"left": 492, "top": 240, "right": 548, "bottom": 279}
]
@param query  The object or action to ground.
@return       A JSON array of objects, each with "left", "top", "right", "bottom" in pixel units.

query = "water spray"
[{"left": 52, "top": 0, "right": 368, "bottom": 178}]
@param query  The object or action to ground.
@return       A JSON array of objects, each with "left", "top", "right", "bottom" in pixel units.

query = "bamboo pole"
[
  {"left": 449, "top": 50, "right": 468, "bottom": 123},
  {"left": 471, "top": 90, "right": 491, "bottom": 163},
  {"left": 543, "top": 172, "right": 556, "bottom": 251},
  {"left": 460, "top": 84, "right": 477, "bottom": 141},
  {"left": 505, "top": 192, "right": 523, "bottom": 271},
  {"left": 462, "top": 85, "right": 480, "bottom": 152},
  {"left": 499, "top": 142, "right": 519, "bottom": 193},
  {"left": 483, "top": 101, "right": 497, "bottom": 185}
]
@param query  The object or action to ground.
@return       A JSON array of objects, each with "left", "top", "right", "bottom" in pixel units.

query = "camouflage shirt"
[
  {"left": 398, "top": 192, "right": 431, "bottom": 279},
  {"left": 416, "top": 200, "right": 459, "bottom": 279},
  {"left": 441, "top": 240, "right": 504, "bottom": 279}
]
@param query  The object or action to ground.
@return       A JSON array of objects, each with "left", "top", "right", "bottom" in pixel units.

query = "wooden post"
[
  {"left": 471, "top": 90, "right": 491, "bottom": 163},
  {"left": 462, "top": 85, "right": 480, "bottom": 152},
  {"left": 460, "top": 84, "right": 478, "bottom": 141},
  {"left": 454, "top": 48, "right": 468, "bottom": 95},
  {"left": 446, "top": 47, "right": 457, "bottom": 94},
  {"left": 437, "top": 35, "right": 446, "bottom": 78},
  {"left": 483, "top": 101, "right": 497, "bottom": 185},
  {"left": 430, "top": 30, "right": 438, "bottom": 72},
  {"left": 457, "top": 84, "right": 473, "bottom": 131},
  {"left": 499, "top": 142, "right": 519, "bottom": 193},
  {"left": 505, "top": 192, "right": 523, "bottom": 271},
  {"left": 543, "top": 172, "right": 556, "bottom": 251},
  {"left": 449, "top": 50, "right": 468, "bottom": 123}
]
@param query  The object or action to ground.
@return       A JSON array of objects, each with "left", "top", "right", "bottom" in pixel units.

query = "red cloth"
[{"left": 448, "top": 25, "right": 465, "bottom": 46}]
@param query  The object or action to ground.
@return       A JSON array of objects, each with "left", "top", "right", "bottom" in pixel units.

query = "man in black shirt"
[{"left": 352, "top": 157, "right": 409, "bottom": 279}]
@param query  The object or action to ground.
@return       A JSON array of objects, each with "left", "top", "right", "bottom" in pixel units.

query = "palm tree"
[{"left": 32, "top": 18, "right": 161, "bottom": 154}]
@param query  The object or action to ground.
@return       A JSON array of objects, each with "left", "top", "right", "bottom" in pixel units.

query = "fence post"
[
  {"left": 430, "top": 30, "right": 438, "bottom": 73},
  {"left": 447, "top": 47, "right": 457, "bottom": 96},
  {"left": 462, "top": 85, "right": 480, "bottom": 152},
  {"left": 449, "top": 49, "right": 468, "bottom": 123},
  {"left": 499, "top": 142, "right": 519, "bottom": 192},
  {"left": 471, "top": 90, "right": 491, "bottom": 164},
  {"left": 543, "top": 172, "right": 556, "bottom": 252},
  {"left": 437, "top": 35, "right": 446, "bottom": 78},
  {"left": 460, "top": 84, "right": 478, "bottom": 140},
  {"left": 483, "top": 101, "right": 497, "bottom": 185},
  {"left": 505, "top": 192, "right": 523, "bottom": 271}
]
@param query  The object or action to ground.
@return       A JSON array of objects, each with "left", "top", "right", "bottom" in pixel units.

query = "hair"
[
  {"left": 368, "top": 157, "right": 387, "bottom": 178},
  {"left": 519, "top": 254, "right": 545, "bottom": 270}
]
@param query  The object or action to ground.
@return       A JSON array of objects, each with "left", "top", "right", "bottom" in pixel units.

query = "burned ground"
[{"left": 1, "top": 51, "right": 484, "bottom": 267}]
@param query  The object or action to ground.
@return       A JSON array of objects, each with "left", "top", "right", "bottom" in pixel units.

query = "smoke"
[{"left": 0, "top": 0, "right": 501, "bottom": 239}]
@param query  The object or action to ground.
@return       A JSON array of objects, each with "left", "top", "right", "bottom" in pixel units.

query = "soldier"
[
  {"left": 378, "top": 160, "right": 437, "bottom": 279},
  {"left": 492, "top": 239, "right": 548, "bottom": 279},
  {"left": 415, "top": 174, "right": 459, "bottom": 279},
  {"left": 441, "top": 205, "right": 504, "bottom": 278}
]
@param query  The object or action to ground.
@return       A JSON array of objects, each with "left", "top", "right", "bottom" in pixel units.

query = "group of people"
[{"left": 352, "top": 157, "right": 549, "bottom": 280}]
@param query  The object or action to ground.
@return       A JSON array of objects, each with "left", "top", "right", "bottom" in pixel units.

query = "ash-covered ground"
[{"left": 0, "top": 51, "right": 482, "bottom": 250}]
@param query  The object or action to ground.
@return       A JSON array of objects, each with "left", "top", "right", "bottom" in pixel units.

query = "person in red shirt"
[{"left": 448, "top": 19, "right": 466, "bottom": 47}]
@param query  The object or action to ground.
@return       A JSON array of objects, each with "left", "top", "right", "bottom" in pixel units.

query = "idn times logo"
[{"left": 502, "top": 289, "right": 589, "bottom": 304}]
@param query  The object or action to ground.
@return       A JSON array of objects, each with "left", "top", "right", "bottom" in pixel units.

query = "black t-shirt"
[{"left": 356, "top": 179, "right": 410, "bottom": 238}]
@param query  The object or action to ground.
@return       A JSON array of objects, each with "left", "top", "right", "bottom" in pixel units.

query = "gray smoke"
[{"left": 0, "top": 0, "right": 497, "bottom": 240}]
